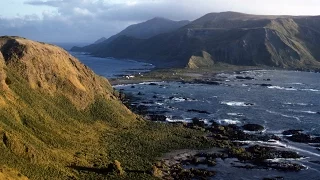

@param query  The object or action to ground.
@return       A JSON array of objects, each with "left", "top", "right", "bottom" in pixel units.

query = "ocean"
[{"left": 73, "top": 53, "right": 320, "bottom": 179}]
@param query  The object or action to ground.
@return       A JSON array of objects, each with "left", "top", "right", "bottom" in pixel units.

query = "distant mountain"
[
  {"left": 71, "top": 17, "right": 190, "bottom": 52},
  {"left": 113, "top": 17, "right": 190, "bottom": 39},
  {"left": 93, "top": 37, "right": 107, "bottom": 44},
  {"left": 74, "top": 12, "right": 320, "bottom": 69}
]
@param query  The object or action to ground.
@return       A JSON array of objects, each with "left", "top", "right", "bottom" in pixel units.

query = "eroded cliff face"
[{"left": 0, "top": 50, "right": 8, "bottom": 90}]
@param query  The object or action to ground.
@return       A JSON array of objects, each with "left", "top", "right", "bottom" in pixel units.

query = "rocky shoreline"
[
  {"left": 153, "top": 120, "right": 306, "bottom": 179},
  {"left": 118, "top": 93, "right": 310, "bottom": 179},
  {"left": 113, "top": 69, "right": 320, "bottom": 179}
]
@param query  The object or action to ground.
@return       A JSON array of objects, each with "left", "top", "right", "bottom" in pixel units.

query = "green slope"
[{"left": 0, "top": 36, "right": 211, "bottom": 179}]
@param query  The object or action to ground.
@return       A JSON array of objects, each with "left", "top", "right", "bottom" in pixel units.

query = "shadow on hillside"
[
  {"left": 68, "top": 165, "right": 109, "bottom": 174},
  {"left": 68, "top": 165, "right": 147, "bottom": 175}
]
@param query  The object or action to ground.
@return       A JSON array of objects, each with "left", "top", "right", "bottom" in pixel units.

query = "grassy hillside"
[{"left": 0, "top": 36, "right": 212, "bottom": 179}]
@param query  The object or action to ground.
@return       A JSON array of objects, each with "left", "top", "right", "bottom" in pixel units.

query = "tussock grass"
[{"left": 0, "top": 36, "right": 215, "bottom": 179}]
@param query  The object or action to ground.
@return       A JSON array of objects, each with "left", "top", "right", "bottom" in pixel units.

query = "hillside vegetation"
[{"left": 0, "top": 36, "right": 210, "bottom": 179}]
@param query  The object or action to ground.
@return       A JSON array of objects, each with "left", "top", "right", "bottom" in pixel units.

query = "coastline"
[
  {"left": 111, "top": 67, "right": 320, "bottom": 179},
  {"left": 109, "top": 64, "right": 268, "bottom": 86}
]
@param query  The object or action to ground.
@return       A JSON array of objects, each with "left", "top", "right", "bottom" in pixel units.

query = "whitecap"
[
  {"left": 297, "top": 103, "right": 310, "bottom": 106},
  {"left": 301, "top": 89, "right": 320, "bottom": 92},
  {"left": 221, "top": 101, "right": 254, "bottom": 107},
  {"left": 166, "top": 117, "right": 189, "bottom": 123},
  {"left": 268, "top": 86, "right": 297, "bottom": 91},
  {"left": 234, "top": 140, "right": 320, "bottom": 157},
  {"left": 227, "top": 113, "right": 245, "bottom": 117},
  {"left": 283, "top": 102, "right": 309, "bottom": 106},
  {"left": 138, "top": 81, "right": 164, "bottom": 85},
  {"left": 290, "top": 110, "right": 318, "bottom": 114},
  {"left": 113, "top": 83, "right": 139, "bottom": 88},
  {"left": 217, "top": 119, "right": 241, "bottom": 125},
  {"left": 171, "top": 97, "right": 186, "bottom": 102},
  {"left": 266, "top": 110, "right": 301, "bottom": 122},
  {"left": 266, "top": 157, "right": 307, "bottom": 162}
]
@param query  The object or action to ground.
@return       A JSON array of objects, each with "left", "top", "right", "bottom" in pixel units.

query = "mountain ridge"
[
  {"left": 71, "top": 17, "right": 190, "bottom": 52},
  {"left": 73, "top": 11, "right": 320, "bottom": 69}
]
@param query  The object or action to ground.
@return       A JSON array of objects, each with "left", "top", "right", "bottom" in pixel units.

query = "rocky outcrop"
[{"left": 187, "top": 51, "right": 214, "bottom": 69}]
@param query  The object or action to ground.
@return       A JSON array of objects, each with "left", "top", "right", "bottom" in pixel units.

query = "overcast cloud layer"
[{"left": 1, "top": 0, "right": 320, "bottom": 43}]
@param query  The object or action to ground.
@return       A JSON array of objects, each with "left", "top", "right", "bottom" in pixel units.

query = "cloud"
[{"left": 1, "top": 0, "right": 320, "bottom": 43}]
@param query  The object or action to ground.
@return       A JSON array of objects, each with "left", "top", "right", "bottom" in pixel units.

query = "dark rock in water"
[
  {"left": 242, "top": 124, "right": 264, "bottom": 131},
  {"left": 263, "top": 79, "right": 271, "bottom": 81},
  {"left": 317, "top": 148, "right": 320, "bottom": 151},
  {"left": 236, "top": 76, "right": 254, "bottom": 80},
  {"left": 313, "top": 137, "right": 320, "bottom": 143},
  {"left": 287, "top": 133, "right": 312, "bottom": 143},
  {"left": 192, "top": 118, "right": 206, "bottom": 128},
  {"left": 135, "top": 105, "right": 148, "bottom": 114},
  {"left": 187, "top": 109, "right": 210, "bottom": 114},
  {"left": 193, "top": 79, "right": 220, "bottom": 85},
  {"left": 245, "top": 145, "right": 301, "bottom": 160},
  {"left": 182, "top": 153, "right": 219, "bottom": 167},
  {"left": 151, "top": 110, "right": 169, "bottom": 114},
  {"left": 229, "top": 144, "right": 301, "bottom": 160},
  {"left": 282, "top": 129, "right": 303, "bottom": 135},
  {"left": 165, "top": 165, "right": 216, "bottom": 179},
  {"left": 147, "top": 114, "right": 167, "bottom": 121},
  {"left": 284, "top": 130, "right": 320, "bottom": 143},
  {"left": 131, "top": 86, "right": 135, "bottom": 88},
  {"left": 263, "top": 177, "right": 284, "bottom": 180},
  {"left": 149, "top": 83, "right": 158, "bottom": 86},
  {"left": 317, "top": 112, "right": 320, "bottom": 115},
  {"left": 152, "top": 95, "right": 158, "bottom": 98},
  {"left": 137, "top": 92, "right": 144, "bottom": 95},
  {"left": 244, "top": 102, "right": 255, "bottom": 106},
  {"left": 260, "top": 83, "right": 273, "bottom": 87},
  {"left": 265, "top": 162, "right": 304, "bottom": 171},
  {"left": 141, "top": 101, "right": 154, "bottom": 105}
]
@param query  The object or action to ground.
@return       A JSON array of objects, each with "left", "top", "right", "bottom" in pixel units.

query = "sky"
[{"left": 1, "top": 0, "right": 320, "bottom": 43}]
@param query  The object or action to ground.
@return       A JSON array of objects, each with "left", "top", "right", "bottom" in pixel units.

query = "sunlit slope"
[{"left": 0, "top": 36, "right": 138, "bottom": 179}]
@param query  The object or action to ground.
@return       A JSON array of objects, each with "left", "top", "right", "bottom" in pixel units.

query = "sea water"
[{"left": 72, "top": 52, "right": 320, "bottom": 179}]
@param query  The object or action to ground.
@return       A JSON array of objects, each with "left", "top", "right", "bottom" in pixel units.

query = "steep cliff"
[{"left": 77, "top": 12, "right": 320, "bottom": 69}]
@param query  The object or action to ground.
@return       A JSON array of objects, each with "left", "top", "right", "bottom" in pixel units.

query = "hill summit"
[
  {"left": 71, "top": 17, "right": 190, "bottom": 52},
  {"left": 0, "top": 36, "right": 137, "bottom": 179}
]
